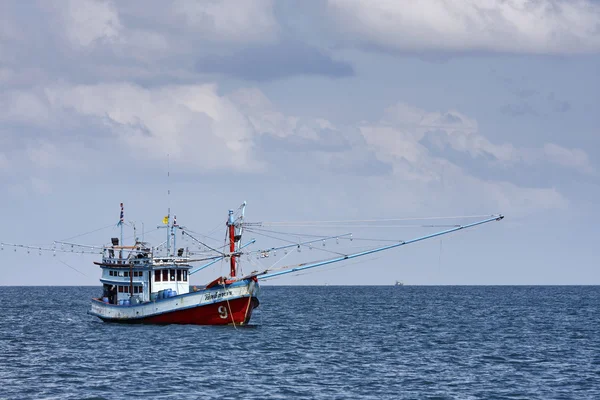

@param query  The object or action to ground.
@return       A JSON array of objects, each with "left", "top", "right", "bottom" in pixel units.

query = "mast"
[
  {"left": 173, "top": 215, "right": 177, "bottom": 257},
  {"left": 227, "top": 210, "right": 236, "bottom": 277},
  {"left": 166, "top": 153, "right": 171, "bottom": 256},
  {"left": 119, "top": 203, "right": 124, "bottom": 260},
  {"left": 131, "top": 222, "right": 137, "bottom": 243},
  {"left": 166, "top": 209, "right": 170, "bottom": 256}
]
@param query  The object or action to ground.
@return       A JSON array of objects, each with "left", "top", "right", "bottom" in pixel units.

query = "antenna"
[
  {"left": 130, "top": 221, "right": 137, "bottom": 243},
  {"left": 156, "top": 154, "right": 174, "bottom": 256},
  {"left": 167, "top": 154, "right": 171, "bottom": 255},
  {"left": 119, "top": 202, "right": 124, "bottom": 259},
  {"left": 167, "top": 153, "right": 171, "bottom": 210}
]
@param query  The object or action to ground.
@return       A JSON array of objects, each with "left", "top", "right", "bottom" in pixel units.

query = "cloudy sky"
[{"left": 1, "top": 0, "right": 598, "bottom": 286}]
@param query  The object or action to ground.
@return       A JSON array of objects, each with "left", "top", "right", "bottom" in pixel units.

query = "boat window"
[
  {"left": 118, "top": 286, "right": 124, "bottom": 293},
  {"left": 162, "top": 270, "right": 168, "bottom": 281},
  {"left": 109, "top": 270, "right": 113, "bottom": 276},
  {"left": 170, "top": 269, "right": 175, "bottom": 281},
  {"left": 155, "top": 270, "right": 161, "bottom": 282},
  {"left": 183, "top": 270, "right": 187, "bottom": 282},
  {"left": 176, "top": 269, "right": 182, "bottom": 281},
  {"left": 124, "top": 271, "right": 129, "bottom": 277}
]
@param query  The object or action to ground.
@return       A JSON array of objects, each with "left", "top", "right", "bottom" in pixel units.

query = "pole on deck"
[
  {"left": 119, "top": 203, "right": 124, "bottom": 260},
  {"left": 227, "top": 210, "right": 236, "bottom": 278}
]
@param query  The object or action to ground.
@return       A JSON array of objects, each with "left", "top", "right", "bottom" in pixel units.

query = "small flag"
[
  {"left": 118, "top": 203, "right": 124, "bottom": 226},
  {"left": 162, "top": 216, "right": 169, "bottom": 225}
]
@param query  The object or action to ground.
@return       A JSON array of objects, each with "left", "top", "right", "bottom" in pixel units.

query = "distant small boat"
[{"left": 395, "top": 280, "right": 404, "bottom": 286}]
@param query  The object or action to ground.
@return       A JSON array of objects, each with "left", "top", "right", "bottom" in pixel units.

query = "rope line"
[
  {"left": 244, "top": 228, "right": 348, "bottom": 257},
  {"left": 59, "top": 224, "right": 116, "bottom": 241},
  {"left": 256, "top": 214, "right": 494, "bottom": 225},
  {"left": 56, "top": 258, "right": 89, "bottom": 277}
]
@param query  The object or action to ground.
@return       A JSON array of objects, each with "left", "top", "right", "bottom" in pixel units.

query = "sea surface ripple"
[{"left": 0, "top": 286, "right": 599, "bottom": 399}]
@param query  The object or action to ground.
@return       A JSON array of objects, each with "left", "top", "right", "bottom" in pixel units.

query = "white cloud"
[
  {"left": 229, "top": 88, "right": 320, "bottom": 140},
  {"left": 172, "top": 0, "right": 279, "bottom": 44},
  {"left": 326, "top": 0, "right": 600, "bottom": 54},
  {"left": 355, "top": 102, "right": 592, "bottom": 214},
  {"left": 1, "top": 90, "right": 51, "bottom": 125},
  {"left": 43, "top": 83, "right": 264, "bottom": 172},
  {"left": 62, "top": 0, "right": 122, "bottom": 47},
  {"left": 364, "top": 102, "right": 594, "bottom": 174},
  {"left": 543, "top": 143, "right": 594, "bottom": 174},
  {"left": 480, "top": 181, "right": 568, "bottom": 213},
  {"left": 0, "top": 83, "right": 583, "bottom": 216},
  {"left": 226, "top": 94, "right": 575, "bottom": 215},
  {"left": 0, "top": 83, "right": 271, "bottom": 188},
  {"left": 1, "top": 0, "right": 280, "bottom": 79},
  {"left": 26, "top": 142, "right": 66, "bottom": 170}
]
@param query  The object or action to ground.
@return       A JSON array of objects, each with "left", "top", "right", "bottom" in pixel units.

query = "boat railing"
[
  {"left": 152, "top": 257, "right": 191, "bottom": 266},
  {"left": 100, "top": 256, "right": 192, "bottom": 267},
  {"left": 101, "top": 257, "right": 152, "bottom": 266},
  {"left": 101, "top": 244, "right": 152, "bottom": 265}
]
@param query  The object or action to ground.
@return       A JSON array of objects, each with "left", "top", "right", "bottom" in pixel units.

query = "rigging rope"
[
  {"left": 185, "top": 225, "right": 225, "bottom": 245},
  {"left": 182, "top": 231, "right": 225, "bottom": 256},
  {"left": 122, "top": 226, "right": 162, "bottom": 243},
  {"left": 262, "top": 244, "right": 295, "bottom": 271},
  {"left": 243, "top": 227, "right": 348, "bottom": 239},
  {"left": 255, "top": 214, "right": 494, "bottom": 226},
  {"left": 56, "top": 258, "right": 90, "bottom": 277},
  {"left": 59, "top": 223, "right": 116, "bottom": 241},
  {"left": 244, "top": 228, "right": 348, "bottom": 257},
  {"left": 262, "top": 254, "right": 384, "bottom": 281}
]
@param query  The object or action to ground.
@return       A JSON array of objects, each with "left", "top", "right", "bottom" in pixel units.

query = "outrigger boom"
[{"left": 252, "top": 215, "right": 504, "bottom": 280}]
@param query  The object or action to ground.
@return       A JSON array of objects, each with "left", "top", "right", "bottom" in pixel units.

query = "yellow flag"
[{"left": 162, "top": 216, "right": 169, "bottom": 225}]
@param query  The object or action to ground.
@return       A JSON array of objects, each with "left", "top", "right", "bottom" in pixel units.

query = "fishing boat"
[
  {"left": 395, "top": 280, "right": 404, "bottom": 286},
  {"left": 88, "top": 203, "right": 259, "bottom": 325},
  {"left": 1, "top": 202, "right": 504, "bottom": 325}
]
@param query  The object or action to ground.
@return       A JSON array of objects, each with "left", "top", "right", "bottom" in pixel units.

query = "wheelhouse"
[{"left": 96, "top": 240, "right": 192, "bottom": 305}]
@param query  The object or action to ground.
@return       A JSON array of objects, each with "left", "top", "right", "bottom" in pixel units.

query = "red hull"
[{"left": 99, "top": 297, "right": 259, "bottom": 325}]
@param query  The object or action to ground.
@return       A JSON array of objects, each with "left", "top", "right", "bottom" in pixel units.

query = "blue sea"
[{"left": 0, "top": 286, "right": 599, "bottom": 399}]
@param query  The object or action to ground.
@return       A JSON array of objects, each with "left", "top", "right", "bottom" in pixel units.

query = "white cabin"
[{"left": 97, "top": 241, "right": 191, "bottom": 305}]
